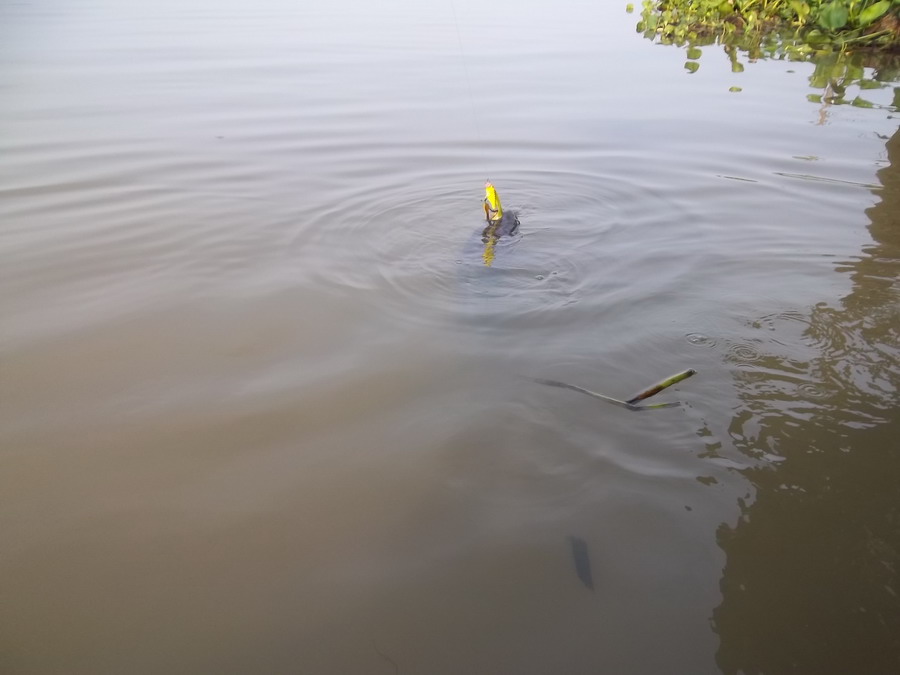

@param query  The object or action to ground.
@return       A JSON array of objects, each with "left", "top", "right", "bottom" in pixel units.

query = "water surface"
[{"left": 1, "top": 1, "right": 898, "bottom": 673}]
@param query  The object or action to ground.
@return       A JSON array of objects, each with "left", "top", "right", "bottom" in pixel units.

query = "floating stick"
[
  {"left": 532, "top": 378, "right": 681, "bottom": 411},
  {"left": 533, "top": 368, "right": 696, "bottom": 412},
  {"left": 625, "top": 369, "right": 697, "bottom": 405},
  {"left": 533, "top": 378, "right": 634, "bottom": 409}
]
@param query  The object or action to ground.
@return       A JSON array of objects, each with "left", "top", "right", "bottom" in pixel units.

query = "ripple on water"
[
  {"left": 291, "top": 164, "right": 704, "bottom": 327},
  {"left": 293, "top": 167, "right": 686, "bottom": 331},
  {"left": 796, "top": 382, "right": 832, "bottom": 400},
  {"left": 725, "top": 341, "right": 763, "bottom": 364},
  {"left": 685, "top": 332, "right": 717, "bottom": 348},
  {"left": 749, "top": 309, "right": 810, "bottom": 332}
]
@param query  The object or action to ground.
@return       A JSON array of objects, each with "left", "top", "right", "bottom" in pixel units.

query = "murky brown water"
[{"left": 2, "top": 1, "right": 898, "bottom": 673}]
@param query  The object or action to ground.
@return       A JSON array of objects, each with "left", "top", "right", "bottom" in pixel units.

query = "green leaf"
[
  {"left": 807, "top": 94, "right": 823, "bottom": 103},
  {"left": 818, "top": 2, "right": 849, "bottom": 30},
  {"left": 850, "top": 96, "right": 874, "bottom": 108},
  {"left": 858, "top": 79, "right": 884, "bottom": 90},
  {"left": 846, "top": 64, "right": 864, "bottom": 82},
  {"left": 685, "top": 61, "right": 700, "bottom": 73},
  {"left": 626, "top": 3, "right": 635, "bottom": 13},
  {"left": 790, "top": 0, "right": 811, "bottom": 23},
  {"left": 687, "top": 46, "right": 703, "bottom": 59},
  {"left": 857, "top": 0, "right": 890, "bottom": 26},
  {"left": 729, "top": 86, "right": 743, "bottom": 92}
]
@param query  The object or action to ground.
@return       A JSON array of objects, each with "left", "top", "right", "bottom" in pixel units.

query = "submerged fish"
[
  {"left": 569, "top": 536, "right": 594, "bottom": 590},
  {"left": 481, "top": 181, "right": 519, "bottom": 267},
  {"left": 483, "top": 180, "right": 504, "bottom": 223}
]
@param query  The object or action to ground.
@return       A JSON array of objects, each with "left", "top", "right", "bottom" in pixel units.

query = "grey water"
[{"left": 1, "top": 0, "right": 898, "bottom": 673}]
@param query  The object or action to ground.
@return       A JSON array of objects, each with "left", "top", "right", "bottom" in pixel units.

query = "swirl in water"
[{"left": 685, "top": 332, "right": 718, "bottom": 348}]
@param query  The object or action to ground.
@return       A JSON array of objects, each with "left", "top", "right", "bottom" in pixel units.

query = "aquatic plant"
[
  {"left": 628, "top": 0, "right": 900, "bottom": 110},
  {"left": 631, "top": 0, "right": 900, "bottom": 54}
]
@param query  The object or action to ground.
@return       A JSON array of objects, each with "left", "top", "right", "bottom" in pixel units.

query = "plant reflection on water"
[
  {"left": 712, "top": 128, "right": 899, "bottom": 675},
  {"left": 632, "top": 6, "right": 900, "bottom": 669},
  {"left": 635, "top": 0, "right": 900, "bottom": 117}
]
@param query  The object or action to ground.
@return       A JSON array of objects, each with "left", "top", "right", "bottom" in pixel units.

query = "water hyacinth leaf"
[
  {"left": 729, "top": 86, "right": 743, "bottom": 92},
  {"left": 807, "top": 93, "right": 823, "bottom": 102},
  {"left": 850, "top": 96, "right": 875, "bottom": 108},
  {"left": 687, "top": 46, "right": 702, "bottom": 59},
  {"left": 858, "top": 79, "right": 884, "bottom": 90},
  {"left": 626, "top": 3, "right": 634, "bottom": 13},
  {"left": 817, "top": 1, "right": 848, "bottom": 31},
  {"left": 875, "top": 63, "right": 900, "bottom": 82},
  {"left": 857, "top": 0, "right": 890, "bottom": 26},
  {"left": 635, "top": 0, "right": 900, "bottom": 54},
  {"left": 685, "top": 61, "right": 700, "bottom": 73},
  {"left": 809, "top": 58, "right": 843, "bottom": 88},
  {"left": 790, "top": 0, "right": 811, "bottom": 23},
  {"left": 829, "top": 61, "right": 847, "bottom": 81},
  {"left": 805, "top": 28, "right": 830, "bottom": 46}
]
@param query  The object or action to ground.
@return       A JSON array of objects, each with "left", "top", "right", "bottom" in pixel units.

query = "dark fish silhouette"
[{"left": 568, "top": 536, "right": 594, "bottom": 590}]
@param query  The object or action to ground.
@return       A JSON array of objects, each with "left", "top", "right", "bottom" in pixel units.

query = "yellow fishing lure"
[{"left": 483, "top": 181, "right": 503, "bottom": 222}]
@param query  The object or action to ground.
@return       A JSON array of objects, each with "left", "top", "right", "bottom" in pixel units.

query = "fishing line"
[{"left": 449, "top": 0, "right": 484, "bottom": 155}]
